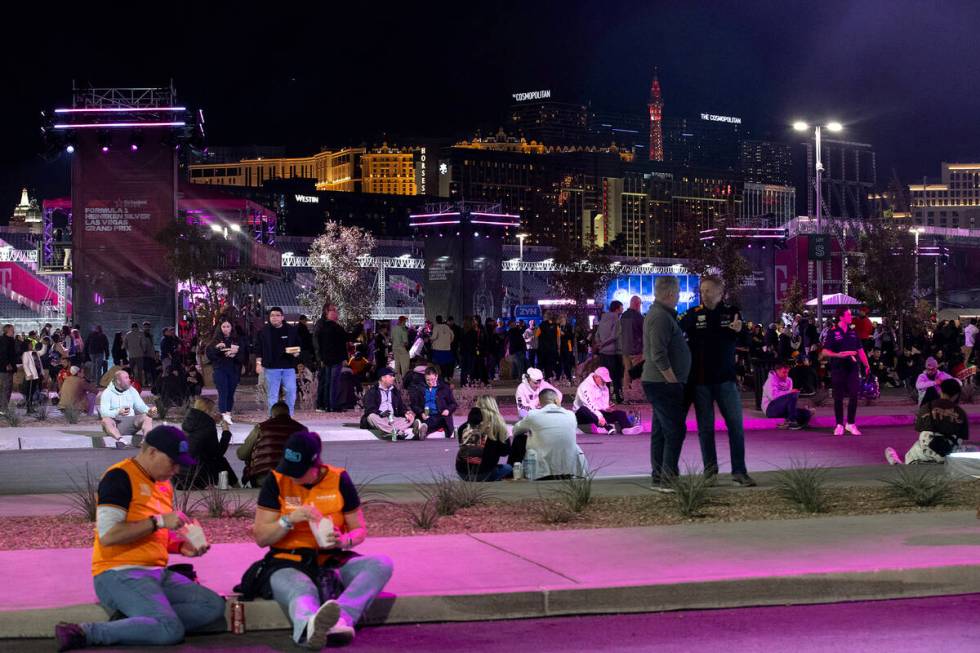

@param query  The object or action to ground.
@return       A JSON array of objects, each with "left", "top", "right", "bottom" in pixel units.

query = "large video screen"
[{"left": 605, "top": 274, "right": 700, "bottom": 315}]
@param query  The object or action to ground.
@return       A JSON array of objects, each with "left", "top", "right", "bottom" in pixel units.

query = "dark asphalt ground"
[
  {"left": 9, "top": 593, "right": 980, "bottom": 652},
  {"left": 0, "top": 423, "right": 925, "bottom": 493}
]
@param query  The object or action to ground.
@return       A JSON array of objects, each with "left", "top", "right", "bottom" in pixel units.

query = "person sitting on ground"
[
  {"left": 401, "top": 358, "right": 430, "bottom": 396},
  {"left": 174, "top": 397, "right": 238, "bottom": 490},
  {"left": 99, "top": 370, "right": 157, "bottom": 448},
  {"left": 509, "top": 389, "right": 588, "bottom": 480},
  {"left": 348, "top": 349, "right": 371, "bottom": 382},
  {"left": 238, "top": 401, "right": 307, "bottom": 488},
  {"left": 185, "top": 365, "right": 203, "bottom": 397},
  {"left": 59, "top": 364, "right": 97, "bottom": 415},
  {"left": 156, "top": 363, "right": 189, "bottom": 409},
  {"left": 360, "top": 367, "right": 423, "bottom": 440},
  {"left": 886, "top": 378, "right": 969, "bottom": 465},
  {"left": 515, "top": 367, "right": 562, "bottom": 418},
  {"left": 788, "top": 355, "right": 819, "bottom": 396},
  {"left": 915, "top": 357, "right": 957, "bottom": 406},
  {"left": 572, "top": 366, "right": 643, "bottom": 435},
  {"left": 54, "top": 426, "right": 225, "bottom": 652},
  {"left": 409, "top": 366, "right": 459, "bottom": 439},
  {"left": 762, "top": 360, "right": 812, "bottom": 430},
  {"left": 456, "top": 402, "right": 513, "bottom": 482},
  {"left": 247, "top": 431, "right": 393, "bottom": 648}
]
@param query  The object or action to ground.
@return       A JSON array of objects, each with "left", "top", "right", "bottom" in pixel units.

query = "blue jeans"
[
  {"left": 265, "top": 367, "right": 297, "bottom": 413},
  {"left": 765, "top": 393, "right": 811, "bottom": 425},
  {"left": 461, "top": 463, "right": 513, "bottom": 482},
  {"left": 212, "top": 366, "right": 239, "bottom": 413},
  {"left": 693, "top": 381, "right": 747, "bottom": 476},
  {"left": 511, "top": 352, "right": 527, "bottom": 379},
  {"left": 644, "top": 382, "right": 687, "bottom": 481},
  {"left": 317, "top": 364, "right": 343, "bottom": 410},
  {"left": 270, "top": 555, "right": 394, "bottom": 644},
  {"left": 86, "top": 567, "right": 225, "bottom": 646}
]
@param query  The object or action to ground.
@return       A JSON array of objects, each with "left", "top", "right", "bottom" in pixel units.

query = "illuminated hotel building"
[
  {"left": 189, "top": 147, "right": 418, "bottom": 195},
  {"left": 910, "top": 162, "right": 980, "bottom": 229}
]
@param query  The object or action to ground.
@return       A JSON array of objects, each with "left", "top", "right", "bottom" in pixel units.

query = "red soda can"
[{"left": 231, "top": 598, "right": 246, "bottom": 634}]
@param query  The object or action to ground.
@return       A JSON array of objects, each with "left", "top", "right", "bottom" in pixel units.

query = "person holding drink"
[{"left": 207, "top": 319, "right": 248, "bottom": 425}]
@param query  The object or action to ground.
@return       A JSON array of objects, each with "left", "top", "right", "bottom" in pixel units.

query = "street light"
[
  {"left": 910, "top": 226, "right": 925, "bottom": 301},
  {"left": 516, "top": 233, "right": 528, "bottom": 305},
  {"left": 793, "top": 119, "right": 844, "bottom": 323}
]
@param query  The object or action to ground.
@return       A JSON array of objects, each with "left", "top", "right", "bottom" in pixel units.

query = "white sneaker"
[
  {"left": 621, "top": 424, "right": 643, "bottom": 435},
  {"left": 833, "top": 424, "right": 845, "bottom": 436},
  {"left": 845, "top": 423, "right": 862, "bottom": 436},
  {"left": 415, "top": 422, "right": 429, "bottom": 440},
  {"left": 305, "top": 599, "right": 340, "bottom": 649},
  {"left": 606, "top": 425, "right": 618, "bottom": 435},
  {"left": 222, "top": 413, "right": 233, "bottom": 425},
  {"left": 885, "top": 447, "right": 902, "bottom": 465},
  {"left": 326, "top": 617, "right": 356, "bottom": 646},
  {"left": 590, "top": 424, "right": 608, "bottom": 435}
]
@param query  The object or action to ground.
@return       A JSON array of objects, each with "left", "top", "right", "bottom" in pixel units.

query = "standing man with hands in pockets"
[{"left": 54, "top": 426, "right": 225, "bottom": 651}]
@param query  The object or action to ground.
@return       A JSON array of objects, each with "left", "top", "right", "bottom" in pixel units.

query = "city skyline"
[{"left": 4, "top": 1, "right": 980, "bottom": 209}]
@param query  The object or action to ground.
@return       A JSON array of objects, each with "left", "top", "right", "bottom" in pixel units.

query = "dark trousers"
[
  {"left": 422, "top": 413, "right": 455, "bottom": 439},
  {"left": 644, "top": 381, "right": 687, "bottom": 481},
  {"left": 765, "top": 393, "right": 811, "bottom": 425},
  {"left": 317, "top": 364, "right": 343, "bottom": 410},
  {"left": 23, "top": 378, "right": 39, "bottom": 412},
  {"left": 920, "top": 386, "right": 940, "bottom": 406},
  {"left": 560, "top": 351, "right": 575, "bottom": 382},
  {"left": 692, "top": 381, "right": 747, "bottom": 476},
  {"left": 574, "top": 406, "right": 631, "bottom": 431},
  {"left": 507, "top": 433, "right": 528, "bottom": 465},
  {"left": 0, "top": 371, "right": 12, "bottom": 412},
  {"left": 600, "top": 353, "right": 624, "bottom": 399},
  {"left": 459, "top": 351, "right": 476, "bottom": 386},
  {"left": 539, "top": 349, "right": 559, "bottom": 380},
  {"left": 831, "top": 367, "right": 860, "bottom": 425},
  {"left": 212, "top": 367, "right": 239, "bottom": 413}
]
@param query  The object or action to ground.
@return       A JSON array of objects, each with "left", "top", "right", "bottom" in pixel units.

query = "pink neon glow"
[
  {"left": 470, "top": 212, "right": 520, "bottom": 218},
  {"left": 410, "top": 220, "right": 461, "bottom": 227},
  {"left": 408, "top": 212, "right": 461, "bottom": 219},
  {"left": 54, "top": 107, "right": 186, "bottom": 113},
  {"left": 471, "top": 220, "right": 517, "bottom": 227},
  {"left": 53, "top": 122, "right": 186, "bottom": 129}
]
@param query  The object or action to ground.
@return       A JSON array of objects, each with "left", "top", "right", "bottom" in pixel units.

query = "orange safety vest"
[
  {"left": 91, "top": 458, "right": 173, "bottom": 577},
  {"left": 268, "top": 465, "right": 348, "bottom": 563}
]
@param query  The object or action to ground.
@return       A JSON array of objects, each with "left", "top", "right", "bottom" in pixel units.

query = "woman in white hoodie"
[
  {"left": 515, "top": 368, "right": 561, "bottom": 418},
  {"left": 572, "top": 367, "right": 642, "bottom": 434},
  {"left": 762, "top": 360, "right": 811, "bottom": 429}
]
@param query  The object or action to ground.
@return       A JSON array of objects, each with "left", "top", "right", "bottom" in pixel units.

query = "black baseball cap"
[
  {"left": 378, "top": 367, "right": 395, "bottom": 378},
  {"left": 145, "top": 425, "right": 197, "bottom": 466},
  {"left": 276, "top": 431, "right": 322, "bottom": 478}
]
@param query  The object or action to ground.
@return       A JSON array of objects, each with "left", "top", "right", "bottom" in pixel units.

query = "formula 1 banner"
[{"left": 71, "top": 130, "right": 176, "bottom": 337}]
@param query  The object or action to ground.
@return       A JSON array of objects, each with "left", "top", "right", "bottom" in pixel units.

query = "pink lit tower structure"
[{"left": 648, "top": 70, "right": 664, "bottom": 161}]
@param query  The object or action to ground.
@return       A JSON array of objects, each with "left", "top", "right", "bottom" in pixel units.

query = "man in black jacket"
[
  {"left": 254, "top": 307, "right": 301, "bottom": 414},
  {"left": 313, "top": 305, "right": 349, "bottom": 412},
  {"left": 409, "top": 367, "right": 459, "bottom": 439},
  {"left": 0, "top": 324, "right": 16, "bottom": 416},
  {"left": 360, "top": 367, "right": 422, "bottom": 440},
  {"left": 85, "top": 325, "right": 110, "bottom": 380}
]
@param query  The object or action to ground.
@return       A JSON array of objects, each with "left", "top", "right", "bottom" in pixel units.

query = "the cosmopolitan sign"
[
  {"left": 512, "top": 89, "right": 551, "bottom": 102},
  {"left": 700, "top": 113, "right": 742, "bottom": 124}
]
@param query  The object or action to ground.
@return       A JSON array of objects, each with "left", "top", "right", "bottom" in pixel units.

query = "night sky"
[{"left": 3, "top": 0, "right": 979, "bottom": 210}]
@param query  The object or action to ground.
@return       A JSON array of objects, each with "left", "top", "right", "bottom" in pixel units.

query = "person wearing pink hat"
[{"left": 572, "top": 367, "right": 642, "bottom": 435}]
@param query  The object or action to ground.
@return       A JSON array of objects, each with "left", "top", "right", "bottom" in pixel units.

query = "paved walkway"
[{"left": 2, "top": 511, "right": 979, "bottom": 637}]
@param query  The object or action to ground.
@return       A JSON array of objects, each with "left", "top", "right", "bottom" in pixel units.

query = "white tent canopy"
[{"left": 805, "top": 293, "right": 863, "bottom": 307}]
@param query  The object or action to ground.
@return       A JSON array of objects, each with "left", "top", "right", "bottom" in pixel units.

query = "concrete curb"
[{"left": 4, "top": 564, "right": 979, "bottom": 638}]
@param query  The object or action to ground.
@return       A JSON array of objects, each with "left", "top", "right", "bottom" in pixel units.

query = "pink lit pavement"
[{"left": 2, "top": 510, "right": 980, "bottom": 637}]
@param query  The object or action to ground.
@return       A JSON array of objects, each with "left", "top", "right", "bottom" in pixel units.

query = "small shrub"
[
  {"left": 774, "top": 460, "right": 831, "bottom": 513},
  {"left": 63, "top": 407, "right": 81, "bottom": 424},
  {"left": 402, "top": 499, "right": 440, "bottom": 531},
  {"left": 550, "top": 468, "right": 598, "bottom": 514},
  {"left": 6, "top": 411, "right": 21, "bottom": 427},
  {"left": 226, "top": 494, "right": 256, "bottom": 519},
  {"left": 173, "top": 468, "right": 202, "bottom": 515},
  {"left": 65, "top": 464, "right": 98, "bottom": 521},
  {"left": 533, "top": 499, "right": 575, "bottom": 524},
  {"left": 666, "top": 467, "right": 714, "bottom": 518},
  {"left": 883, "top": 465, "right": 957, "bottom": 507},
  {"left": 353, "top": 473, "right": 394, "bottom": 509},
  {"left": 414, "top": 471, "right": 492, "bottom": 517},
  {"left": 34, "top": 400, "right": 49, "bottom": 422},
  {"left": 198, "top": 484, "right": 234, "bottom": 518}
]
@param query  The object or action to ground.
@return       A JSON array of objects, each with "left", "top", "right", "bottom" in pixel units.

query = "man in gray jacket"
[
  {"left": 123, "top": 323, "right": 147, "bottom": 385},
  {"left": 594, "top": 301, "right": 624, "bottom": 403},
  {"left": 642, "top": 276, "right": 692, "bottom": 492},
  {"left": 619, "top": 295, "right": 645, "bottom": 402}
]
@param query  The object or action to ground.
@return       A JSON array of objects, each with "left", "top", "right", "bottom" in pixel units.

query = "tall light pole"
[
  {"left": 910, "top": 226, "right": 925, "bottom": 302},
  {"left": 794, "top": 120, "right": 842, "bottom": 324},
  {"left": 517, "top": 233, "right": 528, "bottom": 306}
]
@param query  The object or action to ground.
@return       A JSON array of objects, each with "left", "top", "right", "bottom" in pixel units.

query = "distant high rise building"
[
  {"left": 9, "top": 187, "right": 41, "bottom": 227},
  {"left": 648, "top": 72, "right": 664, "bottom": 161},
  {"left": 509, "top": 91, "right": 587, "bottom": 145},
  {"left": 663, "top": 113, "right": 742, "bottom": 171},
  {"left": 740, "top": 182, "right": 796, "bottom": 226},
  {"left": 739, "top": 140, "right": 793, "bottom": 185},
  {"left": 909, "top": 162, "right": 980, "bottom": 229},
  {"left": 587, "top": 109, "right": 646, "bottom": 150}
]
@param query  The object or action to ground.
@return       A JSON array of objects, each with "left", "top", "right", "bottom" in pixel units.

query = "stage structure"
[
  {"left": 46, "top": 85, "right": 203, "bottom": 337},
  {"left": 410, "top": 202, "right": 521, "bottom": 321}
]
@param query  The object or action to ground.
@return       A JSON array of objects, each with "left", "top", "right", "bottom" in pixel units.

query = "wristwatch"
[
  {"left": 151, "top": 514, "right": 164, "bottom": 531},
  {"left": 278, "top": 515, "right": 294, "bottom": 530}
]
